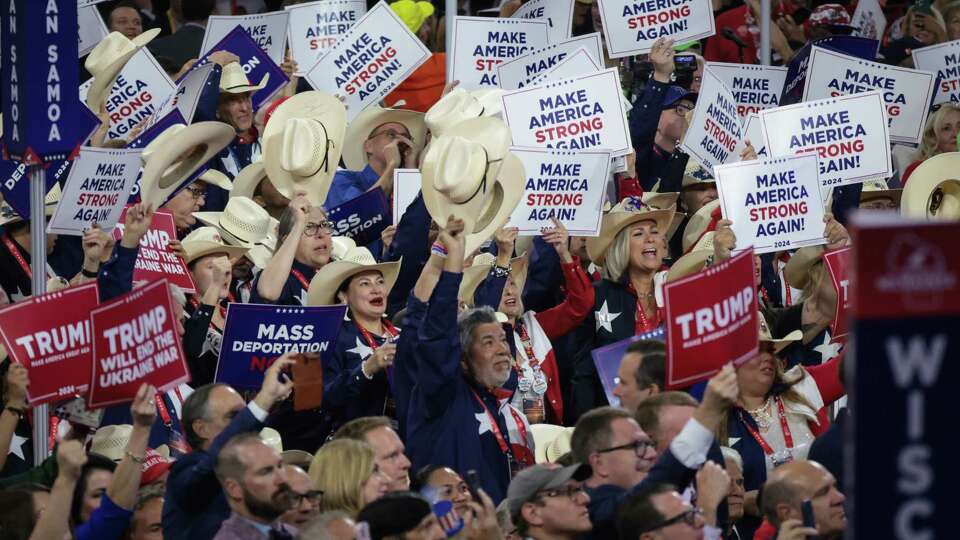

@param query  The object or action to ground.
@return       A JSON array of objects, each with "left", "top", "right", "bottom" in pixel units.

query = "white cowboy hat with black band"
[
  {"left": 219, "top": 62, "right": 270, "bottom": 94},
  {"left": 342, "top": 106, "right": 427, "bottom": 170},
  {"left": 759, "top": 312, "right": 802, "bottom": 354},
  {"left": 901, "top": 152, "right": 960, "bottom": 220},
  {"left": 181, "top": 226, "right": 248, "bottom": 265},
  {"left": 586, "top": 198, "right": 675, "bottom": 266},
  {"left": 306, "top": 247, "right": 402, "bottom": 306},
  {"left": 231, "top": 162, "right": 267, "bottom": 200},
  {"left": 193, "top": 196, "right": 272, "bottom": 249},
  {"left": 85, "top": 29, "right": 162, "bottom": 111}
]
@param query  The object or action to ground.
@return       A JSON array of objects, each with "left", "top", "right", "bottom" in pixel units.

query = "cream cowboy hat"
[
  {"left": 197, "top": 169, "right": 233, "bottom": 192},
  {"left": 331, "top": 236, "right": 357, "bottom": 260},
  {"left": 642, "top": 191, "right": 685, "bottom": 239},
  {"left": 586, "top": 198, "right": 675, "bottom": 266},
  {"left": 138, "top": 122, "right": 236, "bottom": 209},
  {"left": 342, "top": 106, "right": 427, "bottom": 170},
  {"left": 91, "top": 424, "right": 134, "bottom": 461},
  {"left": 783, "top": 245, "right": 825, "bottom": 290},
  {"left": 759, "top": 312, "right": 802, "bottom": 354},
  {"left": 231, "top": 162, "right": 268, "bottom": 200},
  {"left": 306, "top": 247, "right": 402, "bottom": 306},
  {"left": 262, "top": 92, "right": 347, "bottom": 207},
  {"left": 457, "top": 252, "right": 528, "bottom": 307},
  {"left": 859, "top": 179, "right": 902, "bottom": 206},
  {"left": 666, "top": 232, "right": 715, "bottom": 283},
  {"left": 260, "top": 427, "right": 283, "bottom": 453},
  {"left": 424, "top": 88, "right": 503, "bottom": 135},
  {"left": 0, "top": 183, "right": 61, "bottom": 226},
  {"left": 181, "top": 226, "right": 248, "bottom": 265},
  {"left": 421, "top": 117, "right": 525, "bottom": 256},
  {"left": 901, "top": 152, "right": 960, "bottom": 220},
  {"left": 219, "top": 62, "right": 269, "bottom": 94},
  {"left": 84, "top": 29, "right": 162, "bottom": 110},
  {"left": 194, "top": 197, "right": 272, "bottom": 249},
  {"left": 245, "top": 217, "right": 279, "bottom": 269},
  {"left": 531, "top": 424, "right": 574, "bottom": 464},
  {"left": 681, "top": 199, "right": 721, "bottom": 254}
]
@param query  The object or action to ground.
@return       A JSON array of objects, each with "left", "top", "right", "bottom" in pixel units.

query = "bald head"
[{"left": 762, "top": 460, "right": 846, "bottom": 537}]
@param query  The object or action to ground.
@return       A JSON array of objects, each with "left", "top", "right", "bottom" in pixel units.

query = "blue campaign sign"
[
  {"left": 781, "top": 36, "right": 879, "bottom": 106},
  {"left": 183, "top": 26, "right": 289, "bottom": 110},
  {"left": 326, "top": 187, "right": 390, "bottom": 247},
  {"left": 216, "top": 303, "right": 347, "bottom": 389},
  {"left": 0, "top": 0, "right": 89, "bottom": 164},
  {"left": 591, "top": 328, "right": 664, "bottom": 407}
]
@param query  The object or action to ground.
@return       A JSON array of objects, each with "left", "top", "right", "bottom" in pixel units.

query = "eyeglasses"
[
  {"left": 597, "top": 439, "right": 654, "bottom": 456},
  {"left": 536, "top": 485, "right": 586, "bottom": 501},
  {"left": 303, "top": 221, "right": 335, "bottom": 237},
  {"left": 641, "top": 507, "right": 703, "bottom": 532},
  {"left": 185, "top": 185, "right": 207, "bottom": 200},
  {"left": 291, "top": 490, "right": 323, "bottom": 506},
  {"left": 368, "top": 129, "right": 414, "bottom": 144}
]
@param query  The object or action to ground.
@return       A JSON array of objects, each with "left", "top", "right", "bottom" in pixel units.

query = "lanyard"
[
  {"left": 291, "top": 269, "right": 310, "bottom": 291},
  {"left": 740, "top": 397, "right": 795, "bottom": 456},
  {"left": 470, "top": 389, "right": 533, "bottom": 468},
  {"left": 514, "top": 321, "right": 541, "bottom": 373},
  {"left": 356, "top": 319, "right": 399, "bottom": 350},
  {"left": 2, "top": 234, "right": 34, "bottom": 279},
  {"left": 188, "top": 295, "right": 231, "bottom": 320},
  {"left": 155, "top": 387, "right": 186, "bottom": 428}
]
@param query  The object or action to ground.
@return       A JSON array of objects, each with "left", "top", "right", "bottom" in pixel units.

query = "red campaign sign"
[
  {"left": 822, "top": 247, "right": 851, "bottom": 342},
  {"left": 664, "top": 249, "right": 758, "bottom": 389},
  {"left": 88, "top": 279, "right": 190, "bottom": 408},
  {"left": 0, "top": 282, "right": 100, "bottom": 406},
  {"left": 112, "top": 206, "right": 196, "bottom": 293}
]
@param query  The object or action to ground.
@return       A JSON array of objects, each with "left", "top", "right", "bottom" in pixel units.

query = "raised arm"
[
  {"left": 106, "top": 384, "right": 157, "bottom": 511},
  {"left": 534, "top": 219, "right": 595, "bottom": 337},
  {"left": 99, "top": 204, "right": 153, "bottom": 302},
  {"left": 256, "top": 196, "right": 308, "bottom": 302},
  {"left": 0, "top": 363, "right": 29, "bottom": 473},
  {"left": 29, "top": 441, "right": 86, "bottom": 540}
]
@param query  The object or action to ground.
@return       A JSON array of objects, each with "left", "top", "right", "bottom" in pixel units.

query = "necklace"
[{"left": 746, "top": 398, "right": 773, "bottom": 431}]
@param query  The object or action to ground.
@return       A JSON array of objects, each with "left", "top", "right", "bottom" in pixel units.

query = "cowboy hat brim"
[
  {"left": 183, "top": 241, "right": 248, "bottom": 265},
  {"left": 458, "top": 255, "right": 527, "bottom": 306},
  {"left": 245, "top": 244, "right": 274, "bottom": 269},
  {"left": 586, "top": 208, "right": 676, "bottom": 266},
  {"left": 342, "top": 107, "right": 427, "bottom": 170},
  {"left": 221, "top": 73, "right": 270, "bottom": 94},
  {"left": 762, "top": 329, "right": 803, "bottom": 354},
  {"left": 85, "top": 28, "right": 162, "bottom": 111},
  {"left": 197, "top": 169, "right": 233, "bottom": 191},
  {"left": 192, "top": 212, "right": 263, "bottom": 248},
  {"left": 231, "top": 162, "right": 267, "bottom": 200},
  {"left": 666, "top": 248, "right": 712, "bottom": 283},
  {"left": 681, "top": 199, "right": 721, "bottom": 253},
  {"left": 901, "top": 152, "right": 960, "bottom": 220},
  {"left": 860, "top": 188, "right": 902, "bottom": 205},
  {"left": 466, "top": 153, "right": 525, "bottom": 256},
  {"left": 307, "top": 259, "right": 402, "bottom": 306}
]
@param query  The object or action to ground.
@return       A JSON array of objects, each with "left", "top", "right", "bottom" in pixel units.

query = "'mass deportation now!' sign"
[
  {"left": 501, "top": 68, "right": 632, "bottom": 156},
  {"left": 305, "top": 2, "right": 431, "bottom": 121},
  {"left": 681, "top": 66, "right": 743, "bottom": 173},
  {"left": 497, "top": 33, "right": 603, "bottom": 90},
  {"left": 286, "top": 0, "right": 366, "bottom": 76},
  {"left": 714, "top": 154, "right": 827, "bottom": 255},
  {"left": 47, "top": 147, "right": 142, "bottom": 236},
  {"left": 450, "top": 17, "right": 550, "bottom": 90},
  {"left": 912, "top": 39, "right": 960, "bottom": 106},
  {"left": 707, "top": 62, "right": 788, "bottom": 117},
  {"left": 597, "top": 0, "right": 715, "bottom": 58},
  {"left": 506, "top": 147, "right": 610, "bottom": 236},
  {"left": 760, "top": 91, "right": 892, "bottom": 189}
]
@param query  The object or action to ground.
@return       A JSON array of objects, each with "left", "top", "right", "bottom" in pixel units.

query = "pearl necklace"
[{"left": 746, "top": 398, "right": 773, "bottom": 431}]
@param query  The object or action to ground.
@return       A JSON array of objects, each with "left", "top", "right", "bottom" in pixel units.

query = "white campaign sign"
[
  {"left": 200, "top": 12, "right": 291, "bottom": 66},
  {"left": 715, "top": 154, "right": 827, "bottom": 255},
  {"left": 305, "top": 3, "right": 431, "bottom": 121},
  {"left": 501, "top": 68, "right": 632, "bottom": 156},
  {"left": 743, "top": 113, "right": 766, "bottom": 156},
  {"left": 851, "top": 0, "right": 886, "bottom": 41},
  {"left": 681, "top": 67, "right": 743, "bottom": 173},
  {"left": 512, "top": 0, "right": 575, "bottom": 44},
  {"left": 286, "top": 0, "right": 367, "bottom": 76},
  {"left": 528, "top": 48, "right": 602, "bottom": 87},
  {"left": 760, "top": 91, "right": 893, "bottom": 189},
  {"left": 912, "top": 39, "right": 960, "bottom": 105},
  {"left": 497, "top": 33, "right": 603, "bottom": 89},
  {"left": 597, "top": 0, "right": 715, "bottom": 58},
  {"left": 143, "top": 63, "right": 216, "bottom": 133},
  {"left": 449, "top": 17, "right": 550, "bottom": 90},
  {"left": 47, "top": 147, "right": 142, "bottom": 236},
  {"left": 392, "top": 169, "right": 421, "bottom": 225},
  {"left": 802, "top": 46, "right": 935, "bottom": 146},
  {"left": 706, "top": 62, "right": 788, "bottom": 117},
  {"left": 507, "top": 147, "right": 610, "bottom": 236},
  {"left": 78, "top": 5, "right": 108, "bottom": 57}
]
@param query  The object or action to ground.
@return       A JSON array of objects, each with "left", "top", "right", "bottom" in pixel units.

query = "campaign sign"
[
  {"left": 112, "top": 207, "right": 196, "bottom": 294},
  {"left": 596, "top": 0, "right": 715, "bottom": 58},
  {"left": 215, "top": 304, "right": 347, "bottom": 389},
  {"left": 743, "top": 113, "right": 766, "bottom": 156},
  {"left": 1, "top": 0, "right": 86, "bottom": 164},
  {"left": 501, "top": 68, "right": 632, "bottom": 156},
  {"left": 850, "top": 0, "right": 886, "bottom": 41},
  {"left": 200, "top": 12, "right": 291, "bottom": 66},
  {"left": 706, "top": 62, "right": 788, "bottom": 117},
  {"left": 286, "top": 0, "right": 367, "bottom": 76},
  {"left": 714, "top": 154, "right": 827, "bottom": 255},
  {"left": 150, "top": 63, "right": 215, "bottom": 130},
  {"left": 0, "top": 160, "right": 30, "bottom": 219},
  {"left": 591, "top": 327, "right": 665, "bottom": 407},
  {"left": 326, "top": 187, "right": 389, "bottom": 246},
  {"left": 528, "top": 48, "right": 602, "bottom": 88},
  {"left": 681, "top": 67, "right": 743, "bottom": 173},
  {"left": 780, "top": 36, "right": 880, "bottom": 106},
  {"left": 449, "top": 16, "right": 550, "bottom": 90},
  {"left": 88, "top": 279, "right": 190, "bottom": 407},
  {"left": 47, "top": 147, "right": 142, "bottom": 236},
  {"left": 392, "top": 168, "right": 421, "bottom": 225},
  {"left": 189, "top": 26, "right": 288, "bottom": 110},
  {"left": 305, "top": 3, "right": 431, "bottom": 121},
  {"left": 912, "top": 39, "right": 960, "bottom": 105},
  {"left": 506, "top": 147, "right": 610, "bottom": 236},
  {"left": 760, "top": 91, "right": 893, "bottom": 189},
  {"left": 0, "top": 282, "right": 100, "bottom": 405},
  {"left": 663, "top": 248, "right": 758, "bottom": 389},
  {"left": 497, "top": 33, "right": 603, "bottom": 90},
  {"left": 821, "top": 247, "right": 850, "bottom": 342},
  {"left": 512, "top": 0, "right": 575, "bottom": 44},
  {"left": 78, "top": 4, "right": 108, "bottom": 57},
  {"left": 848, "top": 216, "right": 958, "bottom": 540},
  {"left": 802, "top": 46, "right": 935, "bottom": 146}
]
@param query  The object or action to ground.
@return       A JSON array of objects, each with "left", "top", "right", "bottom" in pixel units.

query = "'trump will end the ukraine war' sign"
[
  {"left": 596, "top": 0, "right": 715, "bottom": 58},
  {"left": 681, "top": 66, "right": 743, "bottom": 173},
  {"left": 449, "top": 16, "right": 550, "bottom": 90},
  {"left": 912, "top": 39, "right": 960, "bottom": 106},
  {"left": 285, "top": 0, "right": 366, "bottom": 76}
]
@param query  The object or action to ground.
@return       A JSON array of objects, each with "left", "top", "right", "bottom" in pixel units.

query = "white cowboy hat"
[
  {"left": 458, "top": 252, "right": 528, "bottom": 306},
  {"left": 193, "top": 196, "right": 272, "bottom": 248},
  {"left": 84, "top": 29, "right": 162, "bottom": 110},
  {"left": 586, "top": 198, "right": 675, "bottom": 266},
  {"left": 666, "top": 232, "right": 715, "bottom": 283},
  {"left": 342, "top": 106, "right": 426, "bottom": 170},
  {"left": 219, "top": 62, "right": 269, "bottom": 94},
  {"left": 306, "top": 246, "right": 401, "bottom": 306},
  {"left": 260, "top": 427, "right": 284, "bottom": 453},
  {"left": 681, "top": 199, "right": 721, "bottom": 254},
  {"left": 244, "top": 217, "right": 279, "bottom": 268},
  {"left": 231, "top": 162, "right": 268, "bottom": 200},
  {"left": 331, "top": 236, "right": 357, "bottom": 261},
  {"left": 531, "top": 424, "right": 574, "bottom": 464},
  {"left": 91, "top": 424, "right": 134, "bottom": 462},
  {"left": 0, "top": 183, "right": 61, "bottom": 226},
  {"left": 681, "top": 159, "right": 716, "bottom": 189},
  {"left": 424, "top": 88, "right": 503, "bottom": 136},
  {"left": 138, "top": 122, "right": 236, "bottom": 209},
  {"left": 421, "top": 117, "right": 525, "bottom": 256},
  {"left": 262, "top": 92, "right": 347, "bottom": 206},
  {"left": 181, "top": 226, "right": 248, "bottom": 265},
  {"left": 759, "top": 312, "right": 802, "bottom": 354},
  {"left": 197, "top": 169, "right": 233, "bottom": 192},
  {"left": 901, "top": 152, "right": 960, "bottom": 220}
]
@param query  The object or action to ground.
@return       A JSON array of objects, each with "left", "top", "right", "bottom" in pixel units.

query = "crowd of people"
[{"left": 0, "top": 0, "right": 955, "bottom": 539}]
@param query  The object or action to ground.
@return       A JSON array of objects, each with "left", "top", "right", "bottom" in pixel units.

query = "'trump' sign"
[
  {"left": 822, "top": 246, "right": 850, "bottom": 342},
  {"left": 111, "top": 207, "right": 196, "bottom": 293},
  {"left": 285, "top": 0, "right": 366, "bottom": 76},
  {"left": 449, "top": 16, "right": 550, "bottom": 90},
  {"left": 596, "top": 0, "right": 715, "bottom": 58}
]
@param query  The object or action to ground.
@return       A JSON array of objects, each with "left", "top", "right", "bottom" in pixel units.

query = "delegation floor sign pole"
[{"left": 29, "top": 165, "right": 50, "bottom": 465}]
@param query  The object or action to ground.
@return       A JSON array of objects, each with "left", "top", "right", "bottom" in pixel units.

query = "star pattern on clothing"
[
  {"left": 295, "top": 288, "right": 308, "bottom": 306},
  {"left": 813, "top": 331, "right": 843, "bottom": 363},
  {"left": 347, "top": 337, "right": 373, "bottom": 359},
  {"left": 475, "top": 412, "right": 492, "bottom": 436},
  {"left": 728, "top": 437, "right": 741, "bottom": 447},
  {"left": 7, "top": 432, "right": 27, "bottom": 461},
  {"left": 9, "top": 288, "right": 27, "bottom": 304},
  {"left": 595, "top": 301, "right": 621, "bottom": 333}
]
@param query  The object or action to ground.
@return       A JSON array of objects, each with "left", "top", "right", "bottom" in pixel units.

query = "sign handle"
[
  {"left": 760, "top": 0, "right": 771, "bottom": 65},
  {"left": 29, "top": 165, "right": 50, "bottom": 465},
  {"left": 445, "top": 0, "right": 456, "bottom": 73}
]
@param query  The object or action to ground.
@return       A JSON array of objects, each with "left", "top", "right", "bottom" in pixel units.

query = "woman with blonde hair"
[
  {"left": 902, "top": 103, "right": 960, "bottom": 184},
  {"left": 308, "top": 439, "right": 389, "bottom": 517}
]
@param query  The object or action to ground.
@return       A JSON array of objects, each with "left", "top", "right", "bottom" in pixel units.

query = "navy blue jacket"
[
  {"left": 98, "top": 244, "right": 139, "bottom": 302},
  {"left": 394, "top": 292, "right": 428, "bottom": 440},
  {"left": 322, "top": 318, "right": 393, "bottom": 436},
  {"left": 628, "top": 79, "right": 690, "bottom": 192},
  {"left": 385, "top": 194, "right": 431, "bottom": 315},
  {"left": 249, "top": 259, "right": 315, "bottom": 305}
]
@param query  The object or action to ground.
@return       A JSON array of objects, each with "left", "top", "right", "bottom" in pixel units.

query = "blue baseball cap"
[{"left": 663, "top": 85, "right": 697, "bottom": 108}]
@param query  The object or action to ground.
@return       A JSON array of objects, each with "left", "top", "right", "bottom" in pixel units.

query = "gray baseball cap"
[{"left": 506, "top": 463, "right": 592, "bottom": 517}]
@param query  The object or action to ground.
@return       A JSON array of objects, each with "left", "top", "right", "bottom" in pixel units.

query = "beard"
[{"left": 243, "top": 482, "right": 294, "bottom": 522}]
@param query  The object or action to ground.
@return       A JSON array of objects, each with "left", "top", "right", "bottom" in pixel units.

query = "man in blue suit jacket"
[{"left": 162, "top": 355, "right": 296, "bottom": 540}]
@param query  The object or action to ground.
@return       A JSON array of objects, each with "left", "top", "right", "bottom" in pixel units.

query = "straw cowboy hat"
[
  {"left": 642, "top": 191, "right": 685, "bottom": 239},
  {"left": 231, "top": 162, "right": 268, "bottom": 200},
  {"left": 181, "top": 227, "right": 248, "bottom": 265},
  {"left": 84, "top": 29, "right": 162, "bottom": 110},
  {"left": 421, "top": 117, "right": 525, "bottom": 256},
  {"left": 219, "top": 62, "right": 269, "bottom": 94},
  {"left": 0, "top": 183, "right": 61, "bottom": 227},
  {"left": 665, "top": 232, "right": 716, "bottom": 283},
  {"left": 194, "top": 196, "right": 272, "bottom": 249},
  {"left": 138, "top": 122, "right": 235, "bottom": 209},
  {"left": 245, "top": 218, "right": 279, "bottom": 269},
  {"left": 458, "top": 252, "right": 528, "bottom": 307},
  {"left": 682, "top": 160, "right": 716, "bottom": 189},
  {"left": 586, "top": 198, "right": 675, "bottom": 266},
  {"left": 531, "top": 424, "right": 574, "bottom": 464},
  {"left": 901, "top": 152, "right": 960, "bottom": 220},
  {"left": 424, "top": 88, "right": 503, "bottom": 135},
  {"left": 331, "top": 236, "right": 357, "bottom": 261},
  {"left": 859, "top": 179, "right": 902, "bottom": 206},
  {"left": 681, "top": 199, "right": 722, "bottom": 254},
  {"left": 306, "top": 246, "right": 401, "bottom": 306},
  {"left": 262, "top": 92, "right": 347, "bottom": 207},
  {"left": 91, "top": 424, "right": 134, "bottom": 461},
  {"left": 783, "top": 246, "right": 825, "bottom": 290},
  {"left": 342, "top": 106, "right": 427, "bottom": 170},
  {"left": 197, "top": 169, "right": 233, "bottom": 192},
  {"left": 759, "top": 311, "right": 802, "bottom": 354}
]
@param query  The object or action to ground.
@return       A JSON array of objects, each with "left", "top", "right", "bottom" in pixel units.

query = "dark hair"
[
  {"left": 182, "top": 0, "right": 215, "bottom": 22},
  {"left": 107, "top": 1, "right": 139, "bottom": 21},
  {"left": 625, "top": 340, "right": 666, "bottom": 391},
  {"left": 616, "top": 483, "right": 675, "bottom": 539},
  {"left": 633, "top": 392, "right": 698, "bottom": 445},
  {"left": 333, "top": 416, "right": 392, "bottom": 442},
  {"left": 761, "top": 475, "right": 802, "bottom": 527},
  {"left": 70, "top": 453, "right": 118, "bottom": 528},
  {"left": 214, "top": 433, "right": 264, "bottom": 483},
  {"left": 181, "top": 383, "right": 230, "bottom": 450},
  {"left": 570, "top": 407, "right": 633, "bottom": 463},
  {"left": 155, "top": 55, "right": 181, "bottom": 78},
  {"left": 0, "top": 489, "right": 38, "bottom": 540},
  {"left": 411, "top": 464, "right": 444, "bottom": 492}
]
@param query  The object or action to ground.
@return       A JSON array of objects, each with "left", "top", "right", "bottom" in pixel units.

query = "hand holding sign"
[
  {"left": 693, "top": 364, "right": 739, "bottom": 428},
  {"left": 823, "top": 214, "right": 851, "bottom": 250},
  {"left": 542, "top": 218, "right": 573, "bottom": 263},
  {"left": 130, "top": 383, "right": 158, "bottom": 427},
  {"left": 3, "top": 363, "right": 29, "bottom": 408},
  {"left": 251, "top": 353, "right": 296, "bottom": 411},
  {"left": 119, "top": 203, "right": 155, "bottom": 249}
]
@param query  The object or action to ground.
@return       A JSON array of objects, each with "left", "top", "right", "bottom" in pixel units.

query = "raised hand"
[
  {"left": 56, "top": 440, "right": 88, "bottom": 480},
  {"left": 649, "top": 37, "right": 676, "bottom": 83},
  {"left": 542, "top": 218, "right": 572, "bottom": 263},
  {"left": 712, "top": 219, "right": 737, "bottom": 262},
  {"left": 130, "top": 384, "right": 158, "bottom": 428},
  {"left": 254, "top": 353, "right": 296, "bottom": 411},
  {"left": 823, "top": 214, "right": 850, "bottom": 250},
  {"left": 120, "top": 203, "right": 155, "bottom": 249},
  {"left": 4, "top": 363, "right": 29, "bottom": 408}
]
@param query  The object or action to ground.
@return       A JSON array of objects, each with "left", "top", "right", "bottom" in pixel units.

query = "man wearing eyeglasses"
[
  {"left": 506, "top": 463, "right": 593, "bottom": 540},
  {"left": 279, "top": 466, "right": 321, "bottom": 529},
  {"left": 617, "top": 483, "right": 710, "bottom": 540}
]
